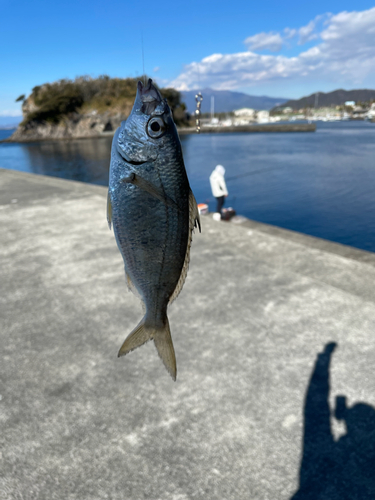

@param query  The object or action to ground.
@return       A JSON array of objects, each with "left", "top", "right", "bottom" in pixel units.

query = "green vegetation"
[{"left": 21, "top": 76, "right": 188, "bottom": 127}]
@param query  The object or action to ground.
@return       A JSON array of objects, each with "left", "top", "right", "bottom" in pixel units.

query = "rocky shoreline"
[
  {"left": 5, "top": 121, "right": 316, "bottom": 143},
  {"left": 5, "top": 110, "right": 128, "bottom": 143}
]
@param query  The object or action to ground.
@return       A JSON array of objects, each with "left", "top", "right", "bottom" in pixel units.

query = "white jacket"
[{"left": 209, "top": 165, "right": 228, "bottom": 197}]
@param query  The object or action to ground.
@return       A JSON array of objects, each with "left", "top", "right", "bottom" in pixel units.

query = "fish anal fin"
[
  {"left": 118, "top": 316, "right": 177, "bottom": 381},
  {"left": 125, "top": 269, "right": 140, "bottom": 297},
  {"left": 169, "top": 189, "right": 201, "bottom": 305}
]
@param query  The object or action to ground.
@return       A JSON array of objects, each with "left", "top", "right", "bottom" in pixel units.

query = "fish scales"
[
  {"left": 107, "top": 79, "right": 200, "bottom": 380},
  {"left": 112, "top": 146, "right": 189, "bottom": 312}
]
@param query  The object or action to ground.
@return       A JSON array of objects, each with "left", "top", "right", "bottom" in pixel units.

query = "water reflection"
[
  {"left": 292, "top": 343, "right": 375, "bottom": 499},
  {"left": 2, "top": 122, "right": 375, "bottom": 251},
  {"left": 20, "top": 137, "right": 113, "bottom": 186}
]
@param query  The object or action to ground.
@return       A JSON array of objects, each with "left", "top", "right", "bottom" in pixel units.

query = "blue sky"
[{"left": 1, "top": 0, "right": 375, "bottom": 117}]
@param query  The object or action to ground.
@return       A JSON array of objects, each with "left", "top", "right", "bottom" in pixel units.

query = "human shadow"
[{"left": 291, "top": 342, "right": 375, "bottom": 500}]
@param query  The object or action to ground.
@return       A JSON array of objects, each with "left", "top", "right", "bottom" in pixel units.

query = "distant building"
[
  {"left": 281, "top": 107, "right": 293, "bottom": 114},
  {"left": 345, "top": 101, "right": 355, "bottom": 107},
  {"left": 234, "top": 108, "right": 256, "bottom": 118},
  {"left": 233, "top": 108, "right": 256, "bottom": 126},
  {"left": 367, "top": 103, "right": 375, "bottom": 119},
  {"left": 257, "top": 110, "right": 270, "bottom": 123}
]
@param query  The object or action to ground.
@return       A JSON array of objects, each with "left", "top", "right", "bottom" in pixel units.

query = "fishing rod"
[{"left": 225, "top": 165, "right": 281, "bottom": 182}]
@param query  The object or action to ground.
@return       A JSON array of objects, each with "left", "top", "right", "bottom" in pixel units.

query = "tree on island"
[{"left": 20, "top": 76, "right": 189, "bottom": 127}]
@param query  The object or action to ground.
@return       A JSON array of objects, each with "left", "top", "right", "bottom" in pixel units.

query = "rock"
[
  {"left": 7, "top": 112, "right": 127, "bottom": 142},
  {"left": 6, "top": 100, "right": 131, "bottom": 142}
]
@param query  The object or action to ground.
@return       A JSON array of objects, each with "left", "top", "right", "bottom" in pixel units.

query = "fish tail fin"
[
  {"left": 153, "top": 317, "right": 176, "bottom": 381},
  {"left": 118, "top": 316, "right": 176, "bottom": 381}
]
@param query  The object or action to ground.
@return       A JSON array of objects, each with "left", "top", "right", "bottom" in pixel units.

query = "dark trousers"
[{"left": 216, "top": 196, "right": 225, "bottom": 213}]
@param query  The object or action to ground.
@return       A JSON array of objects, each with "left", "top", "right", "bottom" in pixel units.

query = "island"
[{"left": 6, "top": 76, "right": 188, "bottom": 142}]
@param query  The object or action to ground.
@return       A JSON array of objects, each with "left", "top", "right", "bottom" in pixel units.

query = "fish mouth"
[{"left": 137, "top": 79, "right": 163, "bottom": 115}]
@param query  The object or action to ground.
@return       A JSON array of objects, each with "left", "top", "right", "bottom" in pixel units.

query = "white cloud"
[
  {"left": 298, "top": 15, "right": 327, "bottom": 45},
  {"left": 284, "top": 28, "right": 297, "bottom": 39},
  {"left": 0, "top": 110, "right": 22, "bottom": 117},
  {"left": 298, "top": 20, "right": 318, "bottom": 44},
  {"left": 244, "top": 31, "right": 283, "bottom": 52},
  {"left": 169, "top": 7, "right": 375, "bottom": 92}
]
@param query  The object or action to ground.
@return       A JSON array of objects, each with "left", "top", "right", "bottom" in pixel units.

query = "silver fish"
[{"left": 107, "top": 79, "right": 200, "bottom": 380}]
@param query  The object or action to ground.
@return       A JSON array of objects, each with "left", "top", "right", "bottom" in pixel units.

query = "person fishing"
[{"left": 209, "top": 164, "right": 228, "bottom": 217}]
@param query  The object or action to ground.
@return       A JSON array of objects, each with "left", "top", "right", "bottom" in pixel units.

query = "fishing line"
[
  {"left": 225, "top": 165, "right": 282, "bottom": 182},
  {"left": 141, "top": 31, "right": 146, "bottom": 85},
  {"left": 204, "top": 166, "right": 282, "bottom": 206}
]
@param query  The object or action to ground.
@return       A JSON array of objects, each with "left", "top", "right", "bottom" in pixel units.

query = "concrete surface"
[{"left": 1, "top": 168, "right": 375, "bottom": 500}]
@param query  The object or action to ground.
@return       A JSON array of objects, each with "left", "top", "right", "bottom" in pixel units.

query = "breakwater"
[{"left": 178, "top": 123, "right": 316, "bottom": 134}]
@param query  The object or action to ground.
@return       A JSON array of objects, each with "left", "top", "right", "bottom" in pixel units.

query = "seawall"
[{"left": 178, "top": 123, "right": 316, "bottom": 134}]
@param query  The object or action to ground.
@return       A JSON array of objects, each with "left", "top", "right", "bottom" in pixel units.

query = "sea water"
[{"left": 1, "top": 121, "right": 375, "bottom": 252}]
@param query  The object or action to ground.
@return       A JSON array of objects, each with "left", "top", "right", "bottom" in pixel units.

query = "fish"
[{"left": 107, "top": 79, "right": 200, "bottom": 381}]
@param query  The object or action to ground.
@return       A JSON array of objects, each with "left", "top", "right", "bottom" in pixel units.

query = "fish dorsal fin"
[
  {"left": 107, "top": 190, "right": 112, "bottom": 230},
  {"left": 169, "top": 189, "right": 201, "bottom": 305}
]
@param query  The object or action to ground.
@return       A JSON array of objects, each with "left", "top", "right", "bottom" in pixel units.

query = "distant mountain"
[
  {"left": 273, "top": 89, "right": 375, "bottom": 111},
  {"left": 0, "top": 115, "right": 22, "bottom": 129},
  {"left": 181, "top": 88, "right": 288, "bottom": 113}
]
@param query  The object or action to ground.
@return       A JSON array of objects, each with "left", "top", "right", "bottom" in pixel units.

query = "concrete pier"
[{"left": 1, "top": 169, "right": 375, "bottom": 500}]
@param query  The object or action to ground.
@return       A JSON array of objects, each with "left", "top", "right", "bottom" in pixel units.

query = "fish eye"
[{"left": 147, "top": 117, "right": 166, "bottom": 138}]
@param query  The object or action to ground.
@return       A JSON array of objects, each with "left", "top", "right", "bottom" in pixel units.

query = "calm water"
[{"left": 1, "top": 121, "right": 375, "bottom": 252}]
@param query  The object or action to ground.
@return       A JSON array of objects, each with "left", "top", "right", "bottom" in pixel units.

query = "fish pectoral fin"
[
  {"left": 118, "top": 316, "right": 176, "bottom": 381},
  {"left": 121, "top": 173, "right": 179, "bottom": 211},
  {"left": 107, "top": 190, "right": 112, "bottom": 230}
]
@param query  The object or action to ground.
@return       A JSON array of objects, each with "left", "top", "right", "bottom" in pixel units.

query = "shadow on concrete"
[{"left": 291, "top": 342, "right": 375, "bottom": 499}]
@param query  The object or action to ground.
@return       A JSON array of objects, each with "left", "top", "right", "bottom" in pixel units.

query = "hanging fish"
[{"left": 107, "top": 79, "right": 200, "bottom": 380}]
